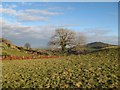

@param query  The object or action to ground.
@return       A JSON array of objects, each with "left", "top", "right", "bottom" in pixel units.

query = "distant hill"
[
  {"left": 0, "top": 38, "right": 118, "bottom": 57},
  {"left": 67, "top": 42, "right": 118, "bottom": 55},
  {"left": 86, "top": 42, "right": 116, "bottom": 49}
]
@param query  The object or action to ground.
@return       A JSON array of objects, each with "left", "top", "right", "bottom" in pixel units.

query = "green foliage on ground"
[{"left": 2, "top": 47, "right": 119, "bottom": 89}]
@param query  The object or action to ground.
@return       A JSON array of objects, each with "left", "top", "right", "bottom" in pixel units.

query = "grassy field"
[
  {"left": 1, "top": 43, "right": 30, "bottom": 56},
  {"left": 2, "top": 48, "right": 119, "bottom": 89}
]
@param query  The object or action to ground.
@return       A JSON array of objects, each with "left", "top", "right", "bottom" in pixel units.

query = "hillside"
[
  {"left": 0, "top": 38, "right": 30, "bottom": 56},
  {"left": 0, "top": 38, "right": 59, "bottom": 60},
  {"left": 1, "top": 38, "right": 119, "bottom": 88},
  {"left": 67, "top": 42, "right": 118, "bottom": 55},
  {"left": 86, "top": 42, "right": 115, "bottom": 49},
  {"left": 2, "top": 47, "right": 119, "bottom": 88},
  {"left": 0, "top": 38, "right": 118, "bottom": 57}
]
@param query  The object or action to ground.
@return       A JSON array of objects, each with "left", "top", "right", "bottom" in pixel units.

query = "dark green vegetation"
[
  {"left": 86, "top": 42, "right": 116, "bottom": 49},
  {"left": 2, "top": 47, "right": 119, "bottom": 89},
  {"left": 67, "top": 42, "right": 117, "bottom": 55}
]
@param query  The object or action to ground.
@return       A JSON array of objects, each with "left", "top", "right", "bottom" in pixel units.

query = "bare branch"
[{"left": 48, "top": 28, "right": 86, "bottom": 53}]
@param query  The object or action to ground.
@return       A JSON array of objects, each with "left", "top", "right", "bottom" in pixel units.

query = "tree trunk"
[{"left": 62, "top": 45, "right": 66, "bottom": 53}]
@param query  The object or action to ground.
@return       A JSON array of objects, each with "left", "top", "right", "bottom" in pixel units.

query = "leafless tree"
[
  {"left": 48, "top": 28, "right": 86, "bottom": 53},
  {"left": 24, "top": 43, "right": 31, "bottom": 49}
]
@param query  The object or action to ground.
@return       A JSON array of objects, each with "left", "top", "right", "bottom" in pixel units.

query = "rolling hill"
[
  {"left": 86, "top": 42, "right": 116, "bottom": 49},
  {"left": 0, "top": 38, "right": 30, "bottom": 56},
  {"left": 0, "top": 38, "right": 118, "bottom": 57},
  {"left": 0, "top": 38, "right": 52, "bottom": 59},
  {"left": 2, "top": 44, "right": 119, "bottom": 88}
]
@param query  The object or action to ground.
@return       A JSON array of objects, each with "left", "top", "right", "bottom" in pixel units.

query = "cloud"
[
  {"left": 1, "top": 19, "right": 81, "bottom": 40},
  {"left": 0, "top": 4, "right": 2, "bottom": 8},
  {"left": 86, "top": 35, "right": 118, "bottom": 45},
  {"left": 84, "top": 28, "right": 110, "bottom": 36},
  {"left": 0, "top": 6, "right": 63, "bottom": 22},
  {"left": 48, "top": 7, "right": 74, "bottom": 11},
  {"left": 2, "top": 20, "right": 31, "bottom": 37},
  {"left": 2, "top": 19, "right": 118, "bottom": 46},
  {"left": 3, "top": 4, "right": 18, "bottom": 9},
  {"left": 56, "top": 24, "right": 80, "bottom": 28},
  {"left": 1, "top": 19, "right": 57, "bottom": 47},
  {"left": 37, "top": 24, "right": 80, "bottom": 29},
  {"left": 1, "top": 19, "right": 83, "bottom": 47},
  {"left": 20, "top": 2, "right": 33, "bottom": 6},
  {"left": 22, "top": 9, "right": 63, "bottom": 16},
  {"left": 0, "top": 18, "right": 1, "bottom": 38},
  {"left": 0, "top": 8, "right": 17, "bottom": 15},
  {"left": 17, "top": 13, "right": 48, "bottom": 22},
  {"left": 1, "top": 18, "right": 118, "bottom": 46},
  {"left": 1, "top": 19, "right": 55, "bottom": 39},
  {"left": 83, "top": 28, "right": 118, "bottom": 45}
]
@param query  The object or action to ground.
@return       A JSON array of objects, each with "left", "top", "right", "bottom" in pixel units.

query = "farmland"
[
  {"left": 1, "top": 2, "right": 119, "bottom": 89},
  {"left": 2, "top": 47, "right": 119, "bottom": 89}
]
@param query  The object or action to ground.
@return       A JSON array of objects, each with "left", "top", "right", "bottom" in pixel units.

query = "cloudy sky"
[{"left": 0, "top": 2, "right": 118, "bottom": 48}]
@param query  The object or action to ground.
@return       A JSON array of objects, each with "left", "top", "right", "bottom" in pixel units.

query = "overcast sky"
[{"left": 0, "top": 2, "right": 118, "bottom": 48}]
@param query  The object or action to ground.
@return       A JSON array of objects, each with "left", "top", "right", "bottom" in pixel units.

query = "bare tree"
[
  {"left": 48, "top": 28, "right": 77, "bottom": 53},
  {"left": 24, "top": 43, "right": 31, "bottom": 49}
]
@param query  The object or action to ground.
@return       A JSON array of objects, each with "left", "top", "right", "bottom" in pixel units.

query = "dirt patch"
[{"left": 1, "top": 55, "right": 63, "bottom": 60}]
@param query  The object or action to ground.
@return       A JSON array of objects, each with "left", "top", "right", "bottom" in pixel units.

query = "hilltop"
[
  {"left": 86, "top": 42, "right": 116, "bottom": 49},
  {"left": 67, "top": 42, "right": 118, "bottom": 55}
]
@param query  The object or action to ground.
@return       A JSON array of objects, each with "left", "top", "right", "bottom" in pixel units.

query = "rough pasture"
[{"left": 2, "top": 48, "right": 119, "bottom": 89}]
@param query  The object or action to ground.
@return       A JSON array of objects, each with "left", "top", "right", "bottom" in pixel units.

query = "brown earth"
[{"left": 0, "top": 55, "right": 62, "bottom": 60}]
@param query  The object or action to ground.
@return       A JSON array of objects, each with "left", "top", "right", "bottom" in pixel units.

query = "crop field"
[{"left": 2, "top": 48, "right": 119, "bottom": 89}]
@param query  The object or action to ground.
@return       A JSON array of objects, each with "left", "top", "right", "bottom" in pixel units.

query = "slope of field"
[
  {"left": 0, "top": 38, "right": 53, "bottom": 58},
  {"left": 2, "top": 44, "right": 30, "bottom": 56},
  {"left": 2, "top": 47, "right": 119, "bottom": 89},
  {"left": 0, "top": 38, "right": 30, "bottom": 56}
]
